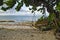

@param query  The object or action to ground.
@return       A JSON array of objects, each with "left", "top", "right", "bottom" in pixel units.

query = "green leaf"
[
  {"left": 1, "top": 7, "right": 9, "bottom": 11},
  {"left": 32, "top": 10, "right": 34, "bottom": 13},
  {"left": 4, "top": 0, "right": 16, "bottom": 8},
  {"left": 15, "top": 1, "right": 23, "bottom": 11},
  {"left": 47, "top": 13, "right": 55, "bottom": 22},
  {"left": 56, "top": 2, "right": 60, "bottom": 11},
  {"left": 29, "top": 8, "right": 32, "bottom": 10},
  {"left": 0, "top": 0, "right": 3, "bottom": 6},
  {"left": 23, "top": 0, "right": 29, "bottom": 7},
  {"left": 1, "top": 7, "right": 7, "bottom": 11},
  {"left": 37, "top": 8, "right": 43, "bottom": 11},
  {"left": 32, "top": 6, "right": 37, "bottom": 11}
]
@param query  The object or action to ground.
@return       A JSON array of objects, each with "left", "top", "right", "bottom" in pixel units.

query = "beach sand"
[
  {"left": 0, "top": 28, "right": 57, "bottom": 40},
  {"left": 0, "top": 22, "right": 57, "bottom": 40}
]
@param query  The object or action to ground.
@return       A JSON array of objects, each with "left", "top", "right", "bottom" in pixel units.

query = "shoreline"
[
  {"left": 0, "top": 21, "right": 37, "bottom": 29},
  {"left": 0, "top": 21, "right": 36, "bottom": 26}
]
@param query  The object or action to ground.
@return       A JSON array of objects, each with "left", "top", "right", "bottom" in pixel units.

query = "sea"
[{"left": 0, "top": 15, "right": 41, "bottom": 22}]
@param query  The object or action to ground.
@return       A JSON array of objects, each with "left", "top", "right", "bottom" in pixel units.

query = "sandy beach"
[
  {"left": 0, "top": 28, "right": 57, "bottom": 40},
  {"left": 0, "top": 22, "right": 57, "bottom": 40}
]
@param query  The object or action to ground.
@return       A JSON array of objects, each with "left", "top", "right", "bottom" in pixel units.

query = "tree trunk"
[{"left": 53, "top": 10, "right": 60, "bottom": 28}]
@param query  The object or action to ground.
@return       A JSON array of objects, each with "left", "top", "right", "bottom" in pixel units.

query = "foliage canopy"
[{"left": 0, "top": 0, "right": 60, "bottom": 13}]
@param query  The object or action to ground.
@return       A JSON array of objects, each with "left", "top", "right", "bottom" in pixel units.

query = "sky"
[{"left": 0, "top": 3, "right": 49, "bottom": 17}]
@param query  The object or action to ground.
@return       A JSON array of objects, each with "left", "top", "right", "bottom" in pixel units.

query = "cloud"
[{"left": 0, "top": 3, "right": 48, "bottom": 16}]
